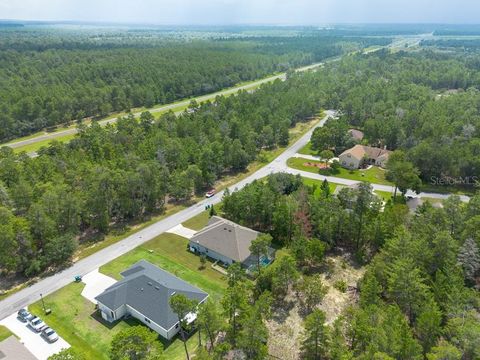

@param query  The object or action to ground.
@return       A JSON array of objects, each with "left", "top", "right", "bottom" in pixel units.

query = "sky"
[{"left": 0, "top": 0, "right": 479, "bottom": 25}]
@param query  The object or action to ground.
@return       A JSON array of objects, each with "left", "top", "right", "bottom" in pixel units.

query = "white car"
[
  {"left": 28, "top": 316, "right": 46, "bottom": 332},
  {"left": 41, "top": 327, "right": 59, "bottom": 343}
]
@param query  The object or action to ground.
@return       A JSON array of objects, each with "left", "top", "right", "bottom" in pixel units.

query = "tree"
[
  {"left": 197, "top": 300, "right": 222, "bottom": 352},
  {"left": 48, "top": 349, "right": 84, "bottom": 360},
  {"left": 209, "top": 205, "right": 217, "bottom": 217},
  {"left": 319, "top": 149, "right": 334, "bottom": 169},
  {"left": 298, "top": 274, "right": 328, "bottom": 313},
  {"left": 271, "top": 254, "right": 299, "bottom": 298},
  {"left": 387, "top": 258, "right": 428, "bottom": 322},
  {"left": 359, "top": 272, "right": 382, "bottom": 308},
  {"left": 237, "top": 307, "right": 269, "bottom": 360},
  {"left": 320, "top": 179, "right": 331, "bottom": 198},
  {"left": 426, "top": 340, "right": 462, "bottom": 360},
  {"left": 170, "top": 294, "right": 198, "bottom": 360},
  {"left": 301, "top": 309, "right": 329, "bottom": 360},
  {"left": 109, "top": 326, "right": 163, "bottom": 360},
  {"left": 415, "top": 297, "right": 442, "bottom": 353},
  {"left": 199, "top": 254, "right": 207, "bottom": 270},
  {"left": 457, "top": 237, "right": 480, "bottom": 284},
  {"left": 386, "top": 151, "right": 422, "bottom": 200},
  {"left": 249, "top": 233, "right": 272, "bottom": 274},
  {"left": 221, "top": 281, "right": 248, "bottom": 347}
]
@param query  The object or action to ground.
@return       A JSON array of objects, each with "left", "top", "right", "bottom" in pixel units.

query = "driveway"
[
  {"left": 0, "top": 313, "right": 69, "bottom": 360},
  {"left": 166, "top": 224, "right": 197, "bottom": 239},
  {"left": 81, "top": 269, "right": 117, "bottom": 304}
]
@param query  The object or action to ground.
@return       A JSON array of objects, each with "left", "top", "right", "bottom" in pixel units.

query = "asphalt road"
[
  {"left": 0, "top": 108, "right": 469, "bottom": 320},
  {"left": 0, "top": 110, "right": 335, "bottom": 320},
  {"left": 3, "top": 61, "right": 324, "bottom": 151}
]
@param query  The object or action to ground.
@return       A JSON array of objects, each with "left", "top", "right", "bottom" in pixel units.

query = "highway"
[
  {"left": 2, "top": 61, "right": 323, "bottom": 151},
  {"left": 0, "top": 35, "right": 446, "bottom": 319},
  {"left": 2, "top": 34, "right": 427, "bottom": 153}
]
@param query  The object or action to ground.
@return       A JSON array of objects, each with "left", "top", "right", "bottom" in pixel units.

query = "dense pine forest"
[
  {"left": 1, "top": 48, "right": 480, "bottom": 278},
  {"left": 218, "top": 174, "right": 480, "bottom": 359},
  {"left": 0, "top": 27, "right": 388, "bottom": 141},
  {"left": 0, "top": 29, "right": 479, "bottom": 358}
]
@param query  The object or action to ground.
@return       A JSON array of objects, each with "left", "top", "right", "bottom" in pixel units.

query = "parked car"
[
  {"left": 205, "top": 189, "right": 216, "bottom": 198},
  {"left": 28, "top": 316, "right": 46, "bottom": 332},
  {"left": 17, "top": 308, "right": 34, "bottom": 323},
  {"left": 41, "top": 327, "right": 58, "bottom": 343}
]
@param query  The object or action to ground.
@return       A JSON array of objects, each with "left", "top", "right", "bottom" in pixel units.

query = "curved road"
[{"left": 0, "top": 109, "right": 468, "bottom": 321}]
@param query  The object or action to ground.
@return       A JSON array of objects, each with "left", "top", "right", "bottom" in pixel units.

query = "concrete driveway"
[
  {"left": 81, "top": 269, "right": 116, "bottom": 304},
  {"left": 166, "top": 224, "right": 197, "bottom": 239},
  {"left": 0, "top": 313, "right": 69, "bottom": 360}
]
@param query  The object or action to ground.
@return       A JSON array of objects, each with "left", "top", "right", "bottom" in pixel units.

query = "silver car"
[
  {"left": 41, "top": 327, "right": 59, "bottom": 343},
  {"left": 28, "top": 316, "right": 46, "bottom": 332}
]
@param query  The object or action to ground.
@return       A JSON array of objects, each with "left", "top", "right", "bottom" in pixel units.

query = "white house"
[{"left": 95, "top": 260, "right": 208, "bottom": 340}]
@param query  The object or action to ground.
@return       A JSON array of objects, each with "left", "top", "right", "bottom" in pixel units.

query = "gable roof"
[
  {"left": 339, "top": 144, "right": 391, "bottom": 161},
  {"left": 190, "top": 216, "right": 259, "bottom": 262},
  {"left": 0, "top": 336, "right": 36, "bottom": 360},
  {"left": 347, "top": 129, "right": 364, "bottom": 141},
  {"left": 95, "top": 260, "right": 208, "bottom": 330}
]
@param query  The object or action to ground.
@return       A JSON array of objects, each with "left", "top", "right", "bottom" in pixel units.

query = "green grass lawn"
[
  {"left": 287, "top": 157, "right": 393, "bottom": 186},
  {"left": 301, "top": 177, "right": 338, "bottom": 197},
  {"left": 100, "top": 232, "right": 227, "bottom": 301},
  {"left": 0, "top": 325, "right": 14, "bottom": 342},
  {"left": 182, "top": 211, "right": 211, "bottom": 231},
  {"left": 374, "top": 190, "right": 394, "bottom": 202},
  {"left": 298, "top": 142, "right": 317, "bottom": 156},
  {"left": 29, "top": 232, "right": 226, "bottom": 360},
  {"left": 13, "top": 133, "right": 76, "bottom": 154},
  {"left": 29, "top": 283, "right": 204, "bottom": 360}
]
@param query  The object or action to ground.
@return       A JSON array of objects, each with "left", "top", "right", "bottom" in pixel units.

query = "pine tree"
[
  {"left": 457, "top": 237, "right": 480, "bottom": 284},
  {"left": 301, "top": 309, "right": 329, "bottom": 360}
]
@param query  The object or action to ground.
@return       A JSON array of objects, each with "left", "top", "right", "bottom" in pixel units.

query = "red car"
[{"left": 205, "top": 189, "right": 216, "bottom": 198}]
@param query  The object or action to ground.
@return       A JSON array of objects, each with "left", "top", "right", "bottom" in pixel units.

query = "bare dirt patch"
[
  {"left": 303, "top": 161, "right": 329, "bottom": 169},
  {"left": 265, "top": 253, "right": 365, "bottom": 359}
]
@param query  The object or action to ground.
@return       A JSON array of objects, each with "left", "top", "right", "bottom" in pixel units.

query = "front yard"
[
  {"left": 287, "top": 157, "right": 393, "bottom": 186},
  {"left": 100, "top": 232, "right": 226, "bottom": 301},
  {"left": 28, "top": 232, "right": 227, "bottom": 360},
  {"left": 0, "top": 325, "right": 13, "bottom": 342}
]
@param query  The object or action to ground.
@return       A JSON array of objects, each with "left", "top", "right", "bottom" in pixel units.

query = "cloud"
[{"left": 0, "top": 0, "right": 478, "bottom": 24}]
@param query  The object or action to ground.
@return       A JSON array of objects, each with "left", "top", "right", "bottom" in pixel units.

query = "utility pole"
[{"left": 40, "top": 293, "right": 46, "bottom": 313}]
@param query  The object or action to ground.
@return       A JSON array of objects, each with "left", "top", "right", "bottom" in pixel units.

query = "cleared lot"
[{"left": 0, "top": 313, "right": 69, "bottom": 360}]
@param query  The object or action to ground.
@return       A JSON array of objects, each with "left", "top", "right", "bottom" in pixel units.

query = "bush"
[{"left": 334, "top": 280, "right": 348, "bottom": 293}]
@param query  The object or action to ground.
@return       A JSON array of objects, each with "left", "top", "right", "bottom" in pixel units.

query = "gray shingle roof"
[
  {"left": 190, "top": 216, "right": 259, "bottom": 262},
  {"left": 0, "top": 336, "right": 36, "bottom": 360},
  {"left": 95, "top": 260, "right": 208, "bottom": 330}
]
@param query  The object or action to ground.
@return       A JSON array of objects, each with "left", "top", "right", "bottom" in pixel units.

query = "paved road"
[
  {"left": 3, "top": 61, "right": 325, "bottom": 151},
  {"left": 0, "top": 110, "right": 335, "bottom": 320},
  {"left": 3, "top": 34, "right": 430, "bottom": 152},
  {"left": 0, "top": 108, "right": 469, "bottom": 320}
]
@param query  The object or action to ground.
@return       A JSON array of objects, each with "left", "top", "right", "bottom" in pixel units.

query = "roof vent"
[
  {"left": 155, "top": 286, "right": 160, "bottom": 290},
  {"left": 228, "top": 230, "right": 232, "bottom": 232},
  {"left": 140, "top": 288, "right": 144, "bottom": 291},
  {"left": 224, "top": 227, "right": 227, "bottom": 230},
  {"left": 147, "top": 282, "right": 153, "bottom": 286},
  {"left": 171, "top": 291, "right": 176, "bottom": 296}
]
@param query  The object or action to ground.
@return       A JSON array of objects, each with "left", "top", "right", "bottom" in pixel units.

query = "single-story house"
[
  {"left": 0, "top": 336, "right": 37, "bottom": 360},
  {"left": 347, "top": 129, "right": 364, "bottom": 142},
  {"left": 189, "top": 216, "right": 272, "bottom": 268},
  {"left": 95, "top": 260, "right": 208, "bottom": 340},
  {"left": 339, "top": 144, "right": 391, "bottom": 169}
]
